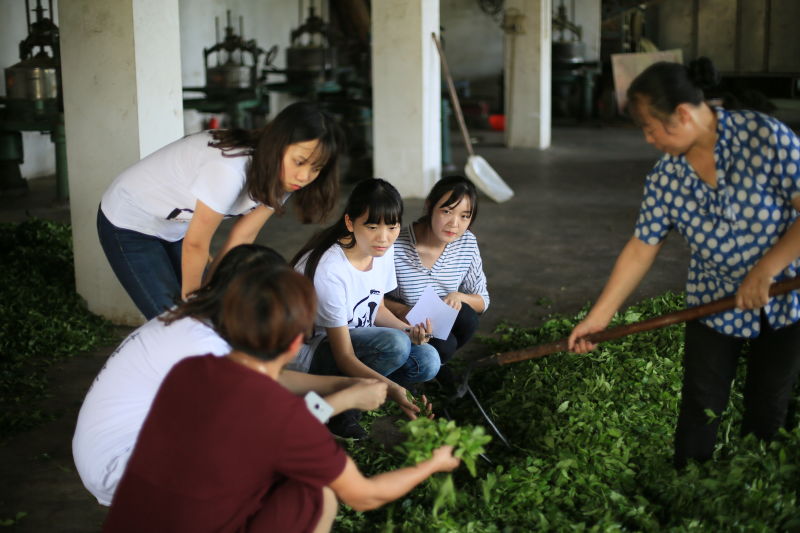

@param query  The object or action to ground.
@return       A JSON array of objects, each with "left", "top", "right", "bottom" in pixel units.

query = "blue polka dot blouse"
[{"left": 634, "top": 107, "right": 800, "bottom": 338}]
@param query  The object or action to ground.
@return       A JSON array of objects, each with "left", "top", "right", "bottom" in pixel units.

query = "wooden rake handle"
[
  {"left": 483, "top": 277, "right": 800, "bottom": 367},
  {"left": 431, "top": 32, "right": 474, "bottom": 158}
]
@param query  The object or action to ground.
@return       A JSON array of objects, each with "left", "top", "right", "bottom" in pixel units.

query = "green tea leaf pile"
[
  {"left": 337, "top": 292, "right": 800, "bottom": 531},
  {"left": 0, "top": 219, "right": 112, "bottom": 437}
]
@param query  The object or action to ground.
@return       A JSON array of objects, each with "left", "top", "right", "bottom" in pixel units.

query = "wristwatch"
[{"left": 304, "top": 391, "right": 334, "bottom": 424}]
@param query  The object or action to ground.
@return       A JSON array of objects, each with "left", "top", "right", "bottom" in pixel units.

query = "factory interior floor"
[{"left": 0, "top": 120, "right": 709, "bottom": 532}]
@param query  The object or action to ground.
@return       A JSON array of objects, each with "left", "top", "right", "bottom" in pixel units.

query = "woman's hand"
[
  {"left": 568, "top": 316, "right": 610, "bottom": 354},
  {"left": 737, "top": 269, "right": 773, "bottom": 310},
  {"left": 443, "top": 292, "right": 463, "bottom": 310},
  {"left": 344, "top": 379, "right": 389, "bottom": 411},
  {"left": 407, "top": 319, "right": 433, "bottom": 345},
  {"left": 428, "top": 445, "right": 461, "bottom": 473},
  {"left": 389, "top": 385, "right": 433, "bottom": 420}
]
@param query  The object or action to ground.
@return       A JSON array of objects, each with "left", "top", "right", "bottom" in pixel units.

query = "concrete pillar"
[
  {"left": 372, "top": 0, "right": 441, "bottom": 198},
  {"left": 504, "top": 0, "right": 551, "bottom": 149},
  {"left": 59, "top": 0, "right": 183, "bottom": 325}
]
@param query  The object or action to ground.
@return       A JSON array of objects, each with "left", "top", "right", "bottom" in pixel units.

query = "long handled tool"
[
  {"left": 431, "top": 33, "right": 514, "bottom": 204},
  {"left": 457, "top": 277, "right": 800, "bottom": 399}
]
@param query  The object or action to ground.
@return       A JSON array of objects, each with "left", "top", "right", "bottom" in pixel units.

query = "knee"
[
  {"left": 374, "top": 329, "right": 413, "bottom": 361},
  {"left": 459, "top": 303, "right": 479, "bottom": 325},
  {"left": 452, "top": 303, "right": 479, "bottom": 345},
  {"left": 416, "top": 344, "right": 441, "bottom": 382}
]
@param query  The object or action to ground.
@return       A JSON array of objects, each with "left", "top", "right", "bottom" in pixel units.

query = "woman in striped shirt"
[{"left": 386, "top": 176, "right": 490, "bottom": 373}]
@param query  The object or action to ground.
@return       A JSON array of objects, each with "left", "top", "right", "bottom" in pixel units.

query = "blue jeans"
[
  {"left": 309, "top": 327, "right": 440, "bottom": 388},
  {"left": 97, "top": 206, "right": 182, "bottom": 320}
]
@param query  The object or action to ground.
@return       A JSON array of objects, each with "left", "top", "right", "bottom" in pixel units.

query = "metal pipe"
[
  {"left": 25, "top": 0, "right": 31, "bottom": 37},
  {"left": 239, "top": 15, "right": 244, "bottom": 65}
]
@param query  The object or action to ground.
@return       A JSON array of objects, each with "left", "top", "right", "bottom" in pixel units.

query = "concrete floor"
[{"left": 0, "top": 123, "right": 692, "bottom": 532}]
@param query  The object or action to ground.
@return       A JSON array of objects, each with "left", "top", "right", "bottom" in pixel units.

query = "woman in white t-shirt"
[
  {"left": 73, "top": 244, "right": 387, "bottom": 505},
  {"left": 98, "top": 101, "right": 343, "bottom": 320},
  {"left": 292, "top": 179, "right": 439, "bottom": 437}
]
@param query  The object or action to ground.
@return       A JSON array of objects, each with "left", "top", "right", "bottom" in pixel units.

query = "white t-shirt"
[
  {"left": 72, "top": 316, "right": 230, "bottom": 505},
  {"left": 291, "top": 245, "right": 397, "bottom": 371},
  {"left": 100, "top": 131, "right": 260, "bottom": 241}
]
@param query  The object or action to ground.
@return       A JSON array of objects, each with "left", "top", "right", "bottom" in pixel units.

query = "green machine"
[
  {"left": 263, "top": 1, "right": 374, "bottom": 181},
  {"left": 1, "top": 0, "right": 67, "bottom": 200},
  {"left": 183, "top": 11, "right": 277, "bottom": 130}
]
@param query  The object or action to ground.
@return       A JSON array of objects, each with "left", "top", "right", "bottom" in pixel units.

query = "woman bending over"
[
  {"left": 568, "top": 58, "right": 800, "bottom": 468},
  {"left": 98, "top": 101, "right": 342, "bottom": 319}
]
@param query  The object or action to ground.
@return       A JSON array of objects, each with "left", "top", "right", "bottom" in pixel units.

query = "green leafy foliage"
[
  {"left": 396, "top": 417, "right": 492, "bottom": 517},
  {"left": 334, "top": 291, "right": 800, "bottom": 531},
  {"left": 0, "top": 219, "right": 113, "bottom": 437}
]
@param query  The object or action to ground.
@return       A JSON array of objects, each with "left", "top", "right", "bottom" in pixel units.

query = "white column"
[
  {"left": 505, "top": 0, "right": 551, "bottom": 149},
  {"left": 372, "top": 0, "right": 441, "bottom": 198},
  {"left": 59, "top": 0, "right": 183, "bottom": 325}
]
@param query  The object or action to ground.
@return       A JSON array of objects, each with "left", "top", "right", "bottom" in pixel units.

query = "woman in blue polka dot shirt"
[{"left": 568, "top": 58, "right": 800, "bottom": 469}]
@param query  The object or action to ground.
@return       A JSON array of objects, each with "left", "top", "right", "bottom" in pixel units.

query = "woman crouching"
[{"left": 103, "top": 267, "right": 459, "bottom": 532}]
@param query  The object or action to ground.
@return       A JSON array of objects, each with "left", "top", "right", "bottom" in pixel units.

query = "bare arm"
[
  {"left": 376, "top": 300, "right": 432, "bottom": 346},
  {"left": 277, "top": 371, "right": 388, "bottom": 415},
  {"left": 208, "top": 204, "right": 274, "bottom": 271},
  {"left": 568, "top": 236, "right": 662, "bottom": 353},
  {"left": 330, "top": 447, "right": 460, "bottom": 511},
  {"left": 181, "top": 202, "right": 274, "bottom": 298},
  {"left": 278, "top": 371, "right": 358, "bottom": 395},
  {"left": 738, "top": 196, "right": 800, "bottom": 309},
  {"left": 374, "top": 300, "right": 411, "bottom": 329},
  {"left": 442, "top": 292, "right": 486, "bottom": 313},
  {"left": 181, "top": 200, "right": 224, "bottom": 298},
  {"left": 383, "top": 297, "right": 411, "bottom": 321}
]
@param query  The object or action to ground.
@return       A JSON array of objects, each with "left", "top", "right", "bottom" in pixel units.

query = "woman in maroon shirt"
[{"left": 104, "top": 266, "right": 460, "bottom": 532}]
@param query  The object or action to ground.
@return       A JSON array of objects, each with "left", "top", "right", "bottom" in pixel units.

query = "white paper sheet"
[{"left": 405, "top": 285, "right": 459, "bottom": 340}]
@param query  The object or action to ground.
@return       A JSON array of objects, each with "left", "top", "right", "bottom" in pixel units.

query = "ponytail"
[{"left": 292, "top": 178, "right": 403, "bottom": 280}]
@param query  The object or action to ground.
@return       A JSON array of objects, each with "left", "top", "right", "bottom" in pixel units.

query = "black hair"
[
  {"left": 291, "top": 178, "right": 403, "bottom": 280},
  {"left": 627, "top": 57, "right": 720, "bottom": 124},
  {"left": 418, "top": 175, "right": 479, "bottom": 230},
  {"left": 219, "top": 266, "right": 317, "bottom": 362},
  {"left": 208, "top": 101, "right": 344, "bottom": 223},
  {"left": 161, "top": 244, "right": 287, "bottom": 327}
]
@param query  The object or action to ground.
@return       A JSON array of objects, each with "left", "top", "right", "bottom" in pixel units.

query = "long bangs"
[
  {"left": 422, "top": 176, "right": 479, "bottom": 227},
  {"left": 359, "top": 181, "right": 403, "bottom": 226}
]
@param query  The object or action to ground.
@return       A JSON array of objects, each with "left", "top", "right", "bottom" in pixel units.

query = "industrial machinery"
[
  {"left": 1, "top": 0, "right": 67, "bottom": 200},
  {"left": 265, "top": 0, "right": 374, "bottom": 180},
  {"left": 183, "top": 10, "right": 277, "bottom": 129},
  {"left": 551, "top": 0, "right": 600, "bottom": 120}
]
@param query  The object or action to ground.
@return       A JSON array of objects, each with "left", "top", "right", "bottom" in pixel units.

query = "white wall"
[
  {"left": 568, "top": 0, "right": 600, "bottom": 62},
  {"left": 439, "top": 0, "right": 600, "bottom": 96},
  {"left": 1, "top": 0, "right": 58, "bottom": 179},
  {"left": 440, "top": 0, "right": 504, "bottom": 94}
]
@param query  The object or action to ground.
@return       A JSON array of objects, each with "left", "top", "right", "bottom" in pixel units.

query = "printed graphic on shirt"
[
  {"left": 165, "top": 205, "right": 258, "bottom": 222},
  {"left": 166, "top": 208, "right": 195, "bottom": 221},
  {"left": 351, "top": 289, "right": 382, "bottom": 328}
]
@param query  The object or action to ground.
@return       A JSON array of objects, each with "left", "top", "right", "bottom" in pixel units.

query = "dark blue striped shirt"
[{"left": 389, "top": 224, "right": 490, "bottom": 310}]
